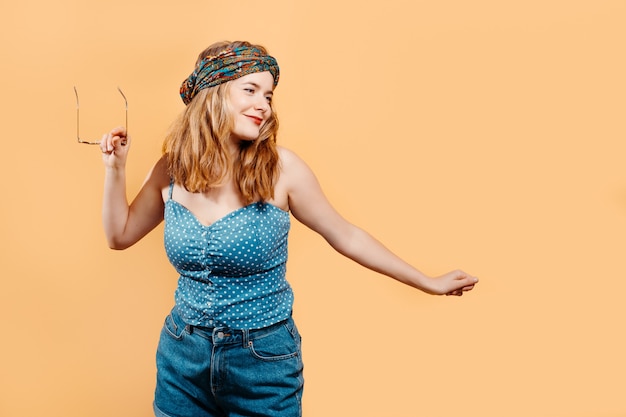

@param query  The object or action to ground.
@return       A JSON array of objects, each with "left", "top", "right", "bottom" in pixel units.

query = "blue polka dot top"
[{"left": 164, "top": 182, "right": 293, "bottom": 330}]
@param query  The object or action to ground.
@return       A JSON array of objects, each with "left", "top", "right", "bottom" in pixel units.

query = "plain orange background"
[{"left": 1, "top": 1, "right": 625, "bottom": 416}]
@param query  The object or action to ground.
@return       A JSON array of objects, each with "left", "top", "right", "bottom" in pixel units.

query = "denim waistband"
[{"left": 184, "top": 317, "right": 291, "bottom": 346}]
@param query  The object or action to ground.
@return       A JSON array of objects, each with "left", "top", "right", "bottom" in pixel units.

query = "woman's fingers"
[
  {"left": 439, "top": 271, "right": 479, "bottom": 296},
  {"left": 110, "top": 126, "right": 128, "bottom": 145},
  {"left": 100, "top": 127, "right": 129, "bottom": 154},
  {"left": 100, "top": 133, "right": 110, "bottom": 153}
]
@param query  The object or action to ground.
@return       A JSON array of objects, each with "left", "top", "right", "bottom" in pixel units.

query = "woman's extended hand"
[
  {"left": 100, "top": 126, "right": 130, "bottom": 168},
  {"left": 426, "top": 270, "right": 479, "bottom": 296}
]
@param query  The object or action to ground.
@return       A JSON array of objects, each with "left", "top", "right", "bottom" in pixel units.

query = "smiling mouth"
[{"left": 246, "top": 115, "right": 263, "bottom": 126}]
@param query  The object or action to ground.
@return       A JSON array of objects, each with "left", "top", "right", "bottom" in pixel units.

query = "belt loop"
[
  {"left": 185, "top": 324, "right": 193, "bottom": 335},
  {"left": 242, "top": 329, "right": 250, "bottom": 348}
]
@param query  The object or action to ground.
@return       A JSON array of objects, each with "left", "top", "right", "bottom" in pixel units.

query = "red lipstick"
[{"left": 246, "top": 115, "right": 262, "bottom": 126}]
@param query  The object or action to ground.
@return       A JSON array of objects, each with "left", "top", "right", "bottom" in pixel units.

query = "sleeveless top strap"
[{"left": 168, "top": 179, "right": 175, "bottom": 200}]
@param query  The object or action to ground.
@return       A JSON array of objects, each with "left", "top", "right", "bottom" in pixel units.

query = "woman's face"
[{"left": 227, "top": 71, "right": 275, "bottom": 143}]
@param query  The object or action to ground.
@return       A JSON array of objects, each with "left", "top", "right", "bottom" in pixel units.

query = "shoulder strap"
[{"left": 168, "top": 179, "right": 175, "bottom": 200}]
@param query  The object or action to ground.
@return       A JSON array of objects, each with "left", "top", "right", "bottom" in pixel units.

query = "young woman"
[{"left": 100, "top": 40, "right": 478, "bottom": 417}]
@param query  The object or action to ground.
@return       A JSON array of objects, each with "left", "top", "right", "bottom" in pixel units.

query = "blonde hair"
[{"left": 162, "top": 41, "right": 280, "bottom": 204}]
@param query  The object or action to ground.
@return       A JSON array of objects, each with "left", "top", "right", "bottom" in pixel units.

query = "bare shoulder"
[
  {"left": 277, "top": 146, "right": 300, "bottom": 166},
  {"left": 277, "top": 146, "right": 311, "bottom": 176},
  {"left": 147, "top": 155, "right": 170, "bottom": 184},
  {"left": 142, "top": 155, "right": 171, "bottom": 202},
  {"left": 273, "top": 146, "right": 316, "bottom": 210},
  {"left": 151, "top": 154, "right": 168, "bottom": 173},
  {"left": 275, "top": 146, "right": 342, "bottom": 235},
  {"left": 276, "top": 145, "right": 322, "bottom": 196}
]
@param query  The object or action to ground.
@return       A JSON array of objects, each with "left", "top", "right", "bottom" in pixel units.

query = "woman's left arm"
[{"left": 282, "top": 148, "right": 478, "bottom": 296}]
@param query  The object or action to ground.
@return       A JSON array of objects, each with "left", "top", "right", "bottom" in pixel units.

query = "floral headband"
[{"left": 179, "top": 46, "right": 280, "bottom": 105}]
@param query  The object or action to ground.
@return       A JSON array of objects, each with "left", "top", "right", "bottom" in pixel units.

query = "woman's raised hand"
[{"left": 100, "top": 126, "right": 130, "bottom": 168}]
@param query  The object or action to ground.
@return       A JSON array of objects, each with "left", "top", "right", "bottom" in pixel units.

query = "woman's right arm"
[{"left": 100, "top": 126, "right": 168, "bottom": 250}]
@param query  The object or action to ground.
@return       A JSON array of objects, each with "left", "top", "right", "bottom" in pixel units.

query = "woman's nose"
[{"left": 255, "top": 97, "right": 270, "bottom": 112}]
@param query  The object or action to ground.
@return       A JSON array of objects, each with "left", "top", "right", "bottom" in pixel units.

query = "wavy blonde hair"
[{"left": 162, "top": 41, "right": 280, "bottom": 204}]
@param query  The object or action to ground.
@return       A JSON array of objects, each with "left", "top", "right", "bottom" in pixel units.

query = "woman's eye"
[
  {"left": 265, "top": 96, "right": 272, "bottom": 103},
  {"left": 244, "top": 88, "right": 255, "bottom": 93}
]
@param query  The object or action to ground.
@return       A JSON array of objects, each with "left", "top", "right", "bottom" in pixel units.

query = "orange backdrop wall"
[{"left": 1, "top": 1, "right": 625, "bottom": 416}]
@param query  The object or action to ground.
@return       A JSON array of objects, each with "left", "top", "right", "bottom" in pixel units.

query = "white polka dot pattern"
[{"left": 164, "top": 193, "right": 293, "bottom": 330}]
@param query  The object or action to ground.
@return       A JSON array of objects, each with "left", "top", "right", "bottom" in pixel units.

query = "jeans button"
[{"left": 217, "top": 331, "right": 224, "bottom": 339}]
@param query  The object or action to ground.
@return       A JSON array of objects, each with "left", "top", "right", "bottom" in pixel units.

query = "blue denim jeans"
[{"left": 153, "top": 308, "right": 304, "bottom": 417}]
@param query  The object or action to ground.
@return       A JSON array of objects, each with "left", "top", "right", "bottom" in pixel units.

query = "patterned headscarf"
[{"left": 180, "top": 46, "right": 280, "bottom": 105}]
